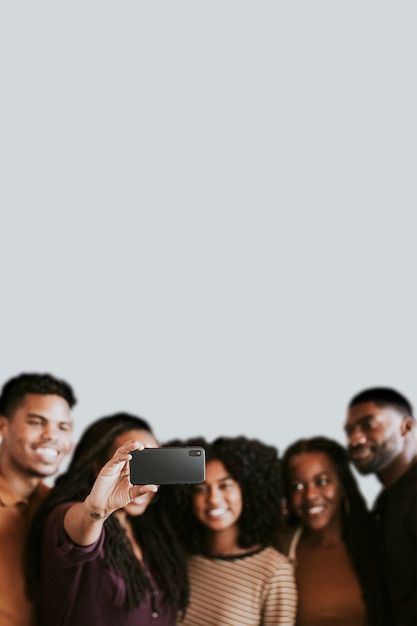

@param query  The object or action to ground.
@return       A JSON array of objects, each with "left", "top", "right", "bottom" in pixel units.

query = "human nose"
[
  {"left": 348, "top": 426, "right": 367, "bottom": 448},
  {"left": 304, "top": 483, "right": 318, "bottom": 501},
  {"left": 207, "top": 485, "right": 222, "bottom": 504},
  {"left": 40, "top": 423, "right": 59, "bottom": 441}
]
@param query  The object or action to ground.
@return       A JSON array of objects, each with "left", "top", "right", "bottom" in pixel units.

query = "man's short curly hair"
[
  {"left": 0, "top": 372, "right": 77, "bottom": 419},
  {"left": 162, "top": 435, "right": 283, "bottom": 553},
  {"left": 348, "top": 386, "right": 414, "bottom": 419}
]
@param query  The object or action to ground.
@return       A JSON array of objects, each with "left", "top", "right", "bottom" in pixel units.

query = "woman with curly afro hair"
[{"left": 162, "top": 435, "right": 297, "bottom": 626}]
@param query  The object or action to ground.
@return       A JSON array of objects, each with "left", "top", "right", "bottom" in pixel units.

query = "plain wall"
[{"left": 1, "top": 2, "right": 416, "bottom": 507}]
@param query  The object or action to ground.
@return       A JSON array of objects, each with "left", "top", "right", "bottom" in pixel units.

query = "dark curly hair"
[
  {"left": 281, "top": 436, "right": 387, "bottom": 626},
  {"left": 161, "top": 435, "right": 283, "bottom": 554},
  {"left": 0, "top": 372, "right": 76, "bottom": 418},
  {"left": 25, "top": 413, "right": 188, "bottom": 617}
]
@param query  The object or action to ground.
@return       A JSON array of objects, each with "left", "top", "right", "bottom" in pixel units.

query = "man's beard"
[{"left": 351, "top": 439, "right": 400, "bottom": 475}]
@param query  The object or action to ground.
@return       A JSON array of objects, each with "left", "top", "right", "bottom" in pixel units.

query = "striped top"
[{"left": 177, "top": 546, "right": 297, "bottom": 626}]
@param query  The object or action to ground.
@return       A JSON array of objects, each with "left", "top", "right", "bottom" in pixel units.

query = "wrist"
[
  {"left": 89, "top": 511, "right": 108, "bottom": 520},
  {"left": 84, "top": 496, "right": 110, "bottom": 521}
]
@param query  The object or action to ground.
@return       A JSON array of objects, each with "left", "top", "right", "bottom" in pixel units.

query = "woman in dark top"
[
  {"left": 280, "top": 436, "right": 387, "bottom": 626},
  {"left": 26, "top": 413, "right": 188, "bottom": 626}
]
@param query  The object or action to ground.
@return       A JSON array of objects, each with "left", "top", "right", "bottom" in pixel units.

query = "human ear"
[
  {"left": 0, "top": 415, "right": 9, "bottom": 438},
  {"left": 400, "top": 416, "right": 414, "bottom": 436}
]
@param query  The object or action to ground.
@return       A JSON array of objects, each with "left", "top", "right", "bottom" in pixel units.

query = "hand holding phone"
[{"left": 129, "top": 446, "right": 206, "bottom": 485}]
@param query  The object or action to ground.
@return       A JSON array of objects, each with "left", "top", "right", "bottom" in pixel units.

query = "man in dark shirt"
[{"left": 344, "top": 387, "right": 417, "bottom": 626}]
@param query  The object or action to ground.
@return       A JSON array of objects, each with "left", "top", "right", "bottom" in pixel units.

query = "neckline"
[{"left": 201, "top": 545, "right": 266, "bottom": 561}]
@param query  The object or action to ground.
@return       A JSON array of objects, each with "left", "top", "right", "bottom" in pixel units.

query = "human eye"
[
  {"left": 316, "top": 475, "right": 330, "bottom": 487},
  {"left": 193, "top": 484, "right": 208, "bottom": 494},
  {"left": 290, "top": 481, "right": 304, "bottom": 492},
  {"left": 220, "top": 480, "right": 235, "bottom": 490},
  {"left": 59, "top": 422, "right": 72, "bottom": 432},
  {"left": 27, "top": 417, "right": 43, "bottom": 426}
]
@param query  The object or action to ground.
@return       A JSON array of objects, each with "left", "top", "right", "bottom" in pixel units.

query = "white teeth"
[
  {"left": 36, "top": 448, "right": 58, "bottom": 458},
  {"left": 208, "top": 508, "right": 227, "bottom": 517},
  {"left": 308, "top": 505, "right": 325, "bottom": 515}
]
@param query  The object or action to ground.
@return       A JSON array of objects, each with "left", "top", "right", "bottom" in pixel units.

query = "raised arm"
[{"left": 64, "top": 440, "right": 158, "bottom": 546}]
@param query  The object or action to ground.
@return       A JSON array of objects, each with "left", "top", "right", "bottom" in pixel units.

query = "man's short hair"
[
  {"left": 0, "top": 372, "right": 77, "bottom": 419},
  {"left": 348, "top": 387, "right": 414, "bottom": 419}
]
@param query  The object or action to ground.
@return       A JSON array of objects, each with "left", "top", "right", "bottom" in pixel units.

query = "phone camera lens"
[{"left": 189, "top": 449, "right": 201, "bottom": 456}]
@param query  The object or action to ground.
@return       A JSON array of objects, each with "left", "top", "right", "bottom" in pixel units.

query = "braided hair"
[
  {"left": 281, "top": 436, "right": 385, "bottom": 626},
  {"left": 25, "top": 413, "right": 188, "bottom": 614}
]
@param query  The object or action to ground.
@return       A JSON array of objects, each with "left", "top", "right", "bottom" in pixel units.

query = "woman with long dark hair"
[
  {"left": 26, "top": 413, "right": 188, "bottom": 626},
  {"left": 280, "top": 436, "right": 386, "bottom": 626}
]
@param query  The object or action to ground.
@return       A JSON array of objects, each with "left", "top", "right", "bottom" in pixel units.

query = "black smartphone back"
[{"left": 129, "top": 446, "right": 206, "bottom": 485}]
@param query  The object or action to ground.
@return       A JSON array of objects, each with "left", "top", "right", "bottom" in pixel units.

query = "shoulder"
[
  {"left": 253, "top": 547, "right": 296, "bottom": 584},
  {"left": 386, "top": 463, "right": 417, "bottom": 498},
  {"left": 377, "top": 464, "right": 417, "bottom": 520},
  {"left": 253, "top": 546, "right": 293, "bottom": 568}
]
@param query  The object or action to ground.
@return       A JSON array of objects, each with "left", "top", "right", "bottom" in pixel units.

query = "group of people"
[{"left": 0, "top": 373, "right": 415, "bottom": 625}]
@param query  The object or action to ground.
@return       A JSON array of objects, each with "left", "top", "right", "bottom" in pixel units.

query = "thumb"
[{"left": 129, "top": 484, "right": 158, "bottom": 500}]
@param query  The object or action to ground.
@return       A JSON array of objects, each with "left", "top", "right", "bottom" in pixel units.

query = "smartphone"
[{"left": 129, "top": 446, "right": 206, "bottom": 485}]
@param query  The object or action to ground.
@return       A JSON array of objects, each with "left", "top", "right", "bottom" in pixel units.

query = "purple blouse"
[{"left": 39, "top": 502, "right": 178, "bottom": 626}]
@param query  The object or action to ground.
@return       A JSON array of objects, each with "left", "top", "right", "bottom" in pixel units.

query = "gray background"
[{"left": 1, "top": 3, "right": 416, "bottom": 505}]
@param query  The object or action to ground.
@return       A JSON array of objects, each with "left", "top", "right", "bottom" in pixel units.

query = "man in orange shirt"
[{"left": 0, "top": 372, "right": 76, "bottom": 626}]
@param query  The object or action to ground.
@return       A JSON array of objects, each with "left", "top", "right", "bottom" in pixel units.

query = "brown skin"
[
  {"left": 0, "top": 394, "right": 73, "bottom": 498},
  {"left": 112, "top": 429, "right": 159, "bottom": 518},
  {"left": 192, "top": 459, "right": 252, "bottom": 556},
  {"left": 344, "top": 401, "right": 417, "bottom": 488},
  {"left": 64, "top": 438, "right": 158, "bottom": 548},
  {"left": 286, "top": 451, "right": 344, "bottom": 548}
]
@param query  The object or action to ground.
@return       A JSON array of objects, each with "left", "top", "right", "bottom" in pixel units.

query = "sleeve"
[
  {"left": 262, "top": 560, "right": 298, "bottom": 626},
  {"left": 43, "top": 502, "right": 106, "bottom": 570}
]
